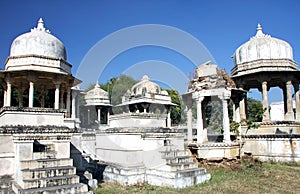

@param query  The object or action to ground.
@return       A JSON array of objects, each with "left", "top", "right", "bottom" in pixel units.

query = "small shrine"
[
  {"left": 81, "top": 82, "right": 112, "bottom": 128},
  {"left": 182, "top": 61, "right": 245, "bottom": 160}
]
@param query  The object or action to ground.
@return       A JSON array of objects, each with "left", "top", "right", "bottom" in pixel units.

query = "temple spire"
[
  {"left": 37, "top": 18, "right": 45, "bottom": 31},
  {"left": 32, "top": 17, "right": 50, "bottom": 33},
  {"left": 255, "top": 23, "right": 264, "bottom": 37}
]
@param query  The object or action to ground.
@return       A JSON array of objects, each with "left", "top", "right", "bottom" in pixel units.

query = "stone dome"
[
  {"left": 84, "top": 82, "right": 111, "bottom": 106},
  {"left": 10, "top": 18, "right": 66, "bottom": 60},
  {"left": 131, "top": 75, "right": 161, "bottom": 95},
  {"left": 233, "top": 24, "right": 293, "bottom": 65}
]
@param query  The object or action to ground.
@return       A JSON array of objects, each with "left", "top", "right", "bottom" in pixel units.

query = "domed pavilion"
[
  {"left": 231, "top": 24, "right": 300, "bottom": 122},
  {"left": 0, "top": 18, "right": 81, "bottom": 119},
  {"left": 110, "top": 75, "right": 175, "bottom": 128}
]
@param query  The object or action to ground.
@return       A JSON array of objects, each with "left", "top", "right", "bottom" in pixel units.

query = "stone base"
[
  {"left": 103, "top": 164, "right": 146, "bottom": 186},
  {"left": 103, "top": 163, "right": 211, "bottom": 189},
  {"left": 146, "top": 168, "right": 210, "bottom": 189},
  {"left": 241, "top": 122, "right": 300, "bottom": 162},
  {"left": 12, "top": 181, "right": 88, "bottom": 194},
  {"left": 189, "top": 142, "right": 241, "bottom": 160}
]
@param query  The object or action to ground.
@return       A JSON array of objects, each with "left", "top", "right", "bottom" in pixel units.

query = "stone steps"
[
  {"left": 163, "top": 155, "right": 194, "bottom": 164},
  {"left": 20, "top": 158, "right": 73, "bottom": 169},
  {"left": 13, "top": 182, "right": 88, "bottom": 194},
  {"left": 21, "top": 165, "right": 76, "bottom": 179},
  {"left": 22, "top": 174, "right": 79, "bottom": 189}
]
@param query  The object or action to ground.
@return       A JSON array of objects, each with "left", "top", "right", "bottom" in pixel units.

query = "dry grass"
[{"left": 94, "top": 162, "right": 300, "bottom": 194}]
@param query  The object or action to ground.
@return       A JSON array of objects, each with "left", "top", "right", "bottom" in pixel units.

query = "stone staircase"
[
  {"left": 145, "top": 143, "right": 211, "bottom": 188},
  {"left": 12, "top": 145, "right": 88, "bottom": 194}
]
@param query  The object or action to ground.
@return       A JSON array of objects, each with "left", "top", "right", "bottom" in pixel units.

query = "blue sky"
[{"left": 0, "top": 0, "right": 300, "bottom": 102}]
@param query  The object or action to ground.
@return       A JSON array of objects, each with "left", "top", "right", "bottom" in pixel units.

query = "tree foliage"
[
  {"left": 247, "top": 98, "right": 263, "bottom": 122},
  {"left": 165, "top": 89, "right": 184, "bottom": 125},
  {"left": 99, "top": 75, "right": 138, "bottom": 105}
]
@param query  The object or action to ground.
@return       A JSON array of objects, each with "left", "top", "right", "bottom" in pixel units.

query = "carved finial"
[
  {"left": 142, "top": 75, "right": 150, "bottom": 81},
  {"left": 37, "top": 18, "right": 45, "bottom": 30},
  {"left": 255, "top": 23, "right": 264, "bottom": 37},
  {"left": 95, "top": 81, "right": 100, "bottom": 88},
  {"left": 31, "top": 18, "right": 51, "bottom": 33}
]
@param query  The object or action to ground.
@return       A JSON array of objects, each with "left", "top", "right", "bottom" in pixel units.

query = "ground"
[{"left": 94, "top": 161, "right": 300, "bottom": 194}]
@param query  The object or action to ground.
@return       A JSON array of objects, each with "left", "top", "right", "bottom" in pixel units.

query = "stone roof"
[
  {"left": 4, "top": 18, "right": 72, "bottom": 75},
  {"left": 10, "top": 18, "right": 66, "bottom": 60},
  {"left": 233, "top": 24, "right": 293, "bottom": 65},
  {"left": 84, "top": 82, "right": 111, "bottom": 106}
]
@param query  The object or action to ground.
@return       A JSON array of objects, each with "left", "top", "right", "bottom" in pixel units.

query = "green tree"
[
  {"left": 247, "top": 98, "right": 263, "bottom": 122},
  {"left": 165, "top": 89, "right": 184, "bottom": 125},
  {"left": 102, "top": 75, "right": 137, "bottom": 105}
]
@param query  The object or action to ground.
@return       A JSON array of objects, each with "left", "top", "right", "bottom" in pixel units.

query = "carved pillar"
[
  {"left": 196, "top": 96, "right": 204, "bottom": 144},
  {"left": 261, "top": 81, "right": 270, "bottom": 122},
  {"left": 187, "top": 104, "right": 193, "bottom": 143},
  {"left": 166, "top": 106, "right": 171, "bottom": 128},
  {"left": 97, "top": 107, "right": 101, "bottom": 123},
  {"left": 54, "top": 83, "right": 60, "bottom": 110},
  {"left": 294, "top": 82, "right": 300, "bottom": 121},
  {"left": 285, "top": 80, "right": 294, "bottom": 121},
  {"left": 87, "top": 108, "right": 90, "bottom": 125},
  {"left": 6, "top": 81, "right": 12, "bottom": 107},
  {"left": 239, "top": 94, "right": 247, "bottom": 120},
  {"left": 222, "top": 97, "right": 231, "bottom": 143},
  {"left": 71, "top": 90, "right": 77, "bottom": 119},
  {"left": 60, "top": 87, "right": 64, "bottom": 109},
  {"left": 66, "top": 89, "right": 71, "bottom": 117},
  {"left": 107, "top": 110, "right": 110, "bottom": 125},
  {"left": 28, "top": 81, "right": 34, "bottom": 108}
]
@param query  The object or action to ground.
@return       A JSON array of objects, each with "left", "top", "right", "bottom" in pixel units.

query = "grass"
[{"left": 94, "top": 162, "right": 300, "bottom": 194}]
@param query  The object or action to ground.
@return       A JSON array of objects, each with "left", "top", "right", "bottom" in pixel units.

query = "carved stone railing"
[{"left": 0, "top": 106, "right": 66, "bottom": 114}]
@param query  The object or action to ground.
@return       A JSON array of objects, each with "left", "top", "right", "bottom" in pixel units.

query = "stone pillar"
[
  {"left": 71, "top": 90, "right": 77, "bottom": 119},
  {"left": 294, "top": 83, "right": 300, "bottom": 121},
  {"left": 222, "top": 97, "right": 231, "bottom": 143},
  {"left": 97, "top": 108, "right": 101, "bottom": 123},
  {"left": 107, "top": 110, "right": 110, "bottom": 125},
  {"left": 166, "top": 106, "right": 171, "bottom": 128},
  {"left": 54, "top": 83, "right": 60, "bottom": 109},
  {"left": 87, "top": 108, "right": 90, "bottom": 125},
  {"left": 261, "top": 81, "right": 270, "bottom": 122},
  {"left": 60, "top": 88, "right": 64, "bottom": 109},
  {"left": 187, "top": 105, "right": 193, "bottom": 143},
  {"left": 285, "top": 80, "right": 294, "bottom": 121},
  {"left": 66, "top": 89, "right": 71, "bottom": 117},
  {"left": 6, "top": 81, "right": 12, "bottom": 107},
  {"left": 28, "top": 82, "right": 34, "bottom": 108},
  {"left": 196, "top": 97, "right": 204, "bottom": 144},
  {"left": 239, "top": 95, "right": 247, "bottom": 120}
]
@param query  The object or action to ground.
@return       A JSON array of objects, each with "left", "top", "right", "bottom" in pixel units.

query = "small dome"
[
  {"left": 131, "top": 75, "right": 161, "bottom": 95},
  {"left": 84, "top": 82, "right": 111, "bottom": 106},
  {"left": 234, "top": 24, "right": 293, "bottom": 64},
  {"left": 10, "top": 18, "right": 66, "bottom": 60}
]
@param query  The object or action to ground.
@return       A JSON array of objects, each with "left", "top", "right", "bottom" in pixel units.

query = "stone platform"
[{"left": 188, "top": 142, "right": 241, "bottom": 160}]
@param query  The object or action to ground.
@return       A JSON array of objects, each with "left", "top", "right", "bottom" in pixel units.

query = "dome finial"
[
  {"left": 37, "top": 18, "right": 45, "bottom": 31},
  {"left": 255, "top": 23, "right": 264, "bottom": 37}
]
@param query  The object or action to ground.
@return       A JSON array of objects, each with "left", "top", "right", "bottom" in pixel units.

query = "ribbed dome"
[
  {"left": 84, "top": 82, "right": 111, "bottom": 106},
  {"left": 131, "top": 75, "right": 161, "bottom": 95},
  {"left": 234, "top": 24, "right": 293, "bottom": 65},
  {"left": 10, "top": 18, "right": 66, "bottom": 60}
]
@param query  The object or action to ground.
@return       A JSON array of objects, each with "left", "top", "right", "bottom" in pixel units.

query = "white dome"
[
  {"left": 131, "top": 75, "right": 161, "bottom": 95},
  {"left": 10, "top": 18, "right": 66, "bottom": 60},
  {"left": 84, "top": 82, "right": 111, "bottom": 106},
  {"left": 234, "top": 24, "right": 293, "bottom": 64}
]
